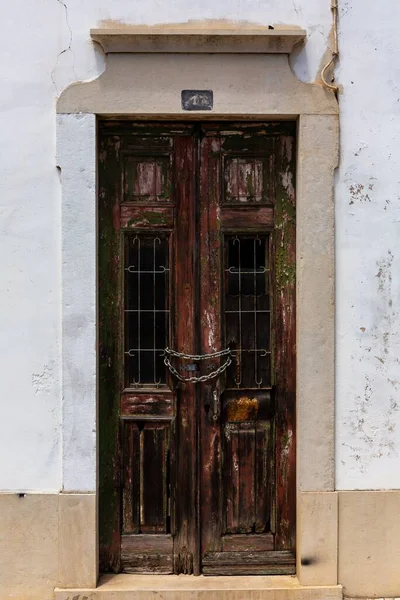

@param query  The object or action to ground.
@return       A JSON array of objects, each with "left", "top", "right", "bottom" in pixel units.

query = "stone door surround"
[{"left": 55, "top": 24, "right": 339, "bottom": 593}]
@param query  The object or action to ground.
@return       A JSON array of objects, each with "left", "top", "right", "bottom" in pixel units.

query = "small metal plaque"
[{"left": 181, "top": 90, "right": 213, "bottom": 111}]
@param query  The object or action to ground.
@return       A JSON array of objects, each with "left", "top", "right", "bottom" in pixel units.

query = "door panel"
[
  {"left": 99, "top": 124, "right": 197, "bottom": 574},
  {"left": 122, "top": 421, "right": 140, "bottom": 534},
  {"left": 223, "top": 421, "right": 273, "bottom": 534},
  {"left": 224, "top": 422, "right": 257, "bottom": 534},
  {"left": 122, "top": 421, "right": 170, "bottom": 535},
  {"left": 198, "top": 126, "right": 296, "bottom": 574},
  {"left": 99, "top": 122, "right": 296, "bottom": 575},
  {"left": 139, "top": 422, "right": 170, "bottom": 533}
]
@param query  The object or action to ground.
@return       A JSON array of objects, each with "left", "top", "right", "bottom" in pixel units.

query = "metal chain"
[
  {"left": 164, "top": 347, "right": 231, "bottom": 361},
  {"left": 164, "top": 355, "right": 232, "bottom": 383}
]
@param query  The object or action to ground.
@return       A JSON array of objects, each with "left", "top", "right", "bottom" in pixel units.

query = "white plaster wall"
[
  {"left": 335, "top": 3, "right": 400, "bottom": 489},
  {"left": 0, "top": 0, "right": 399, "bottom": 492},
  {"left": 0, "top": 0, "right": 332, "bottom": 492},
  {"left": 0, "top": 1, "right": 63, "bottom": 491},
  {"left": 57, "top": 113, "right": 97, "bottom": 492}
]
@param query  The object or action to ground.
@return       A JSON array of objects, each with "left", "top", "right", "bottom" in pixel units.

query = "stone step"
[{"left": 55, "top": 574, "right": 343, "bottom": 600}]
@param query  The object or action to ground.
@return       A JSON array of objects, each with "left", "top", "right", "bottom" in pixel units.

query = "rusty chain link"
[{"left": 163, "top": 347, "right": 232, "bottom": 383}]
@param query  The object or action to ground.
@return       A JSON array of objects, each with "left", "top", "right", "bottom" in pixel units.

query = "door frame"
[{"left": 56, "top": 38, "right": 339, "bottom": 589}]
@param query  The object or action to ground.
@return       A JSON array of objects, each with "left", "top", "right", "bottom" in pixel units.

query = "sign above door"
[{"left": 181, "top": 90, "right": 213, "bottom": 111}]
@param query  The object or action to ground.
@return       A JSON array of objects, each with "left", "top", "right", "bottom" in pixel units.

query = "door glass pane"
[
  {"left": 225, "top": 235, "right": 271, "bottom": 389},
  {"left": 124, "top": 234, "right": 169, "bottom": 387}
]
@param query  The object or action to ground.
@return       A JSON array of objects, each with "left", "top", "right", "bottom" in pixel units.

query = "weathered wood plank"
[
  {"left": 122, "top": 422, "right": 140, "bottom": 534},
  {"left": 120, "top": 205, "right": 174, "bottom": 229},
  {"left": 224, "top": 423, "right": 256, "bottom": 534},
  {"left": 98, "top": 132, "right": 123, "bottom": 572},
  {"left": 173, "top": 134, "right": 198, "bottom": 574},
  {"left": 140, "top": 423, "right": 170, "bottom": 533},
  {"left": 221, "top": 206, "right": 274, "bottom": 231},
  {"left": 121, "top": 533, "right": 173, "bottom": 553},
  {"left": 238, "top": 424, "right": 256, "bottom": 533},
  {"left": 121, "top": 556, "right": 173, "bottom": 574},
  {"left": 121, "top": 534, "right": 173, "bottom": 574},
  {"left": 222, "top": 533, "right": 274, "bottom": 552},
  {"left": 203, "top": 550, "right": 295, "bottom": 564},
  {"left": 255, "top": 422, "right": 273, "bottom": 533},
  {"left": 100, "top": 120, "right": 194, "bottom": 138},
  {"left": 201, "top": 122, "right": 296, "bottom": 138},
  {"left": 199, "top": 134, "right": 224, "bottom": 559},
  {"left": 121, "top": 392, "right": 174, "bottom": 419},
  {"left": 202, "top": 550, "right": 295, "bottom": 575},
  {"left": 224, "top": 423, "right": 240, "bottom": 533},
  {"left": 274, "top": 133, "right": 296, "bottom": 551}
]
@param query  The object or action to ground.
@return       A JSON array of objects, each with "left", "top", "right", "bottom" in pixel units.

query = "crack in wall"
[
  {"left": 292, "top": 1, "right": 302, "bottom": 15},
  {"left": 51, "top": 0, "right": 77, "bottom": 93}
]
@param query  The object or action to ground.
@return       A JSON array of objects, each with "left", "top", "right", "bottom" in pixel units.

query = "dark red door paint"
[{"left": 99, "top": 122, "right": 296, "bottom": 575}]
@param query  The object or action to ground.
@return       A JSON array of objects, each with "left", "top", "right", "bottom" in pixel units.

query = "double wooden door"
[{"left": 99, "top": 122, "right": 296, "bottom": 576}]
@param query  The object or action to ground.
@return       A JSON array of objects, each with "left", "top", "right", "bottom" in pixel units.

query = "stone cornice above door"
[{"left": 90, "top": 25, "right": 306, "bottom": 54}]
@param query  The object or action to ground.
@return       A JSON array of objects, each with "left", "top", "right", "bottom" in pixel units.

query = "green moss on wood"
[
  {"left": 128, "top": 211, "right": 168, "bottom": 227},
  {"left": 275, "top": 154, "right": 296, "bottom": 292}
]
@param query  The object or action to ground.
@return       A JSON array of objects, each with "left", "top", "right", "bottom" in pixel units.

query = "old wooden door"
[{"left": 99, "top": 122, "right": 296, "bottom": 576}]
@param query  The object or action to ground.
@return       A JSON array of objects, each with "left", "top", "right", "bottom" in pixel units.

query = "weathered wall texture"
[
  {"left": 335, "top": 2, "right": 400, "bottom": 489},
  {"left": 1, "top": 0, "right": 398, "bottom": 493},
  {"left": 0, "top": 0, "right": 333, "bottom": 494}
]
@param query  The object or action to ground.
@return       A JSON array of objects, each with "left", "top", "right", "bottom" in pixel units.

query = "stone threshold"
[{"left": 55, "top": 574, "right": 343, "bottom": 599}]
